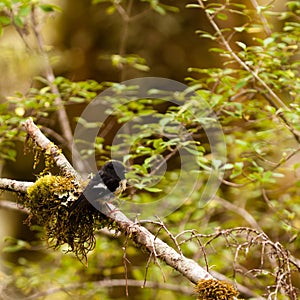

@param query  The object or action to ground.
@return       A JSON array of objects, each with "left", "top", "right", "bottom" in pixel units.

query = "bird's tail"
[{"left": 68, "top": 193, "right": 86, "bottom": 212}]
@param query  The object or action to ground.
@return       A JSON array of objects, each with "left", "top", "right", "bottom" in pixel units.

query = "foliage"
[{"left": 0, "top": 0, "right": 300, "bottom": 299}]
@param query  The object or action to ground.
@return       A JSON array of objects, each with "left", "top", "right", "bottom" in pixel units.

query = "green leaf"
[
  {"left": 3, "top": 237, "right": 31, "bottom": 253},
  {"left": 0, "top": 16, "right": 11, "bottom": 26},
  {"left": 144, "top": 187, "right": 162, "bottom": 192},
  {"left": 236, "top": 41, "right": 247, "bottom": 49},
  {"left": 217, "top": 13, "right": 228, "bottom": 21},
  {"left": 13, "top": 16, "right": 23, "bottom": 28},
  {"left": 133, "top": 63, "right": 150, "bottom": 72},
  {"left": 39, "top": 4, "right": 62, "bottom": 13},
  {"left": 234, "top": 26, "right": 245, "bottom": 32},
  {"left": 106, "top": 5, "right": 116, "bottom": 15},
  {"left": 186, "top": 4, "right": 201, "bottom": 9},
  {"left": 153, "top": 5, "right": 166, "bottom": 15},
  {"left": 18, "top": 5, "right": 31, "bottom": 17},
  {"left": 263, "top": 37, "right": 275, "bottom": 47}
]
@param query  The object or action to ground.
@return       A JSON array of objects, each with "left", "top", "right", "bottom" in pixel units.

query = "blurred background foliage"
[{"left": 0, "top": 0, "right": 300, "bottom": 299}]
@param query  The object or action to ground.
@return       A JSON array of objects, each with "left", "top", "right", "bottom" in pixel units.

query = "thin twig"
[
  {"left": 213, "top": 196, "right": 263, "bottom": 231},
  {"left": 249, "top": 0, "right": 272, "bottom": 36},
  {"left": 0, "top": 199, "right": 29, "bottom": 213},
  {"left": 23, "top": 118, "right": 80, "bottom": 180},
  {"left": 117, "top": 0, "right": 134, "bottom": 81},
  {"left": 17, "top": 279, "right": 194, "bottom": 300},
  {"left": 122, "top": 235, "right": 130, "bottom": 297},
  {"left": 30, "top": 6, "right": 87, "bottom": 173},
  {"left": 30, "top": 5, "right": 73, "bottom": 146},
  {"left": 197, "top": 0, "right": 289, "bottom": 112}
]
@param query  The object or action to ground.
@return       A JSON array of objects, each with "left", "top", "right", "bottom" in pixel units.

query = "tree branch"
[
  {"left": 20, "top": 118, "right": 214, "bottom": 284},
  {"left": 0, "top": 178, "right": 33, "bottom": 193},
  {"left": 30, "top": 5, "right": 73, "bottom": 147},
  {"left": 103, "top": 203, "right": 213, "bottom": 284},
  {"left": 19, "top": 279, "right": 193, "bottom": 300},
  {"left": 29, "top": 5, "right": 87, "bottom": 174},
  {"left": 23, "top": 118, "right": 80, "bottom": 181},
  {"left": 0, "top": 199, "right": 29, "bottom": 214}
]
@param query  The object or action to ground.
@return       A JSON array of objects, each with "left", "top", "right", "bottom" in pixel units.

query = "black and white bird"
[{"left": 69, "top": 160, "right": 127, "bottom": 212}]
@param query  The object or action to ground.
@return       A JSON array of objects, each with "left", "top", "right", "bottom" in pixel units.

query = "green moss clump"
[
  {"left": 195, "top": 279, "right": 239, "bottom": 300},
  {"left": 23, "top": 175, "right": 112, "bottom": 262}
]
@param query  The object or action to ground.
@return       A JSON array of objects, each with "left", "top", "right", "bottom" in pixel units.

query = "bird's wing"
[{"left": 68, "top": 173, "right": 113, "bottom": 212}]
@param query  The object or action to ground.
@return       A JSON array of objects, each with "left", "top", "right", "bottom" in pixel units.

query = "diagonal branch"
[
  {"left": 23, "top": 118, "right": 80, "bottom": 181},
  {"left": 103, "top": 203, "right": 213, "bottom": 284},
  {"left": 197, "top": 0, "right": 289, "bottom": 112},
  {"left": 30, "top": 5, "right": 87, "bottom": 174},
  {"left": 21, "top": 118, "right": 214, "bottom": 284},
  {"left": 196, "top": 0, "right": 300, "bottom": 146},
  {"left": 30, "top": 5, "right": 73, "bottom": 147}
]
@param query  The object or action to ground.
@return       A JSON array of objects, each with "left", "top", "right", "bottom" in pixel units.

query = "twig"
[
  {"left": 139, "top": 219, "right": 183, "bottom": 255},
  {"left": 30, "top": 5, "right": 73, "bottom": 146},
  {"left": 117, "top": 0, "right": 134, "bottom": 81},
  {"left": 30, "top": 6, "right": 87, "bottom": 173},
  {"left": 103, "top": 203, "right": 213, "bottom": 284},
  {"left": 197, "top": 0, "right": 288, "bottom": 111},
  {"left": 17, "top": 279, "right": 194, "bottom": 300},
  {"left": 213, "top": 196, "right": 263, "bottom": 231},
  {"left": 249, "top": 0, "right": 272, "bottom": 36},
  {"left": 261, "top": 91, "right": 300, "bottom": 143},
  {"left": 23, "top": 118, "right": 80, "bottom": 180},
  {"left": 122, "top": 235, "right": 130, "bottom": 297},
  {"left": 0, "top": 178, "right": 33, "bottom": 193},
  {"left": 0, "top": 199, "right": 29, "bottom": 214}
]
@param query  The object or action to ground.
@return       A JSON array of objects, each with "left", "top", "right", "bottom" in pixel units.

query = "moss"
[
  {"left": 195, "top": 279, "right": 240, "bottom": 300},
  {"left": 24, "top": 174, "right": 113, "bottom": 262}
]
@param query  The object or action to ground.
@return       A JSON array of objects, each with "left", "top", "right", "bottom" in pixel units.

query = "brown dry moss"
[{"left": 195, "top": 279, "right": 239, "bottom": 300}]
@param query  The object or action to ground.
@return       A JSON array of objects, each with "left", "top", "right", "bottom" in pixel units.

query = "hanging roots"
[{"left": 23, "top": 174, "right": 115, "bottom": 262}]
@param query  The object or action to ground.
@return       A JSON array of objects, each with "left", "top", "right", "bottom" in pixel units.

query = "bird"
[{"left": 69, "top": 160, "right": 127, "bottom": 212}]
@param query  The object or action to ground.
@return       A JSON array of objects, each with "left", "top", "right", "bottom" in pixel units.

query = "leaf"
[
  {"left": 106, "top": 5, "right": 116, "bottom": 15},
  {"left": 132, "top": 63, "right": 150, "bottom": 72},
  {"left": 3, "top": 237, "right": 31, "bottom": 253},
  {"left": 39, "top": 4, "right": 62, "bottom": 13},
  {"left": 186, "top": 4, "right": 201, "bottom": 9},
  {"left": 234, "top": 26, "right": 245, "bottom": 32},
  {"left": 152, "top": 4, "right": 166, "bottom": 15},
  {"left": 236, "top": 41, "right": 247, "bottom": 50},
  {"left": 263, "top": 37, "right": 275, "bottom": 47},
  {"left": 0, "top": 16, "right": 11, "bottom": 26},
  {"left": 217, "top": 13, "right": 228, "bottom": 21},
  {"left": 18, "top": 5, "right": 31, "bottom": 17},
  {"left": 144, "top": 187, "right": 162, "bottom": 192},
  {"left": 13, "top": 16, "right": 23, "bottom": 28}
]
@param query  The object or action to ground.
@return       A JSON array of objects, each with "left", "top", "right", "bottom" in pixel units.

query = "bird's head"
[{"left": 100, "top": 160, "right": 127, "bottom": 194}]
